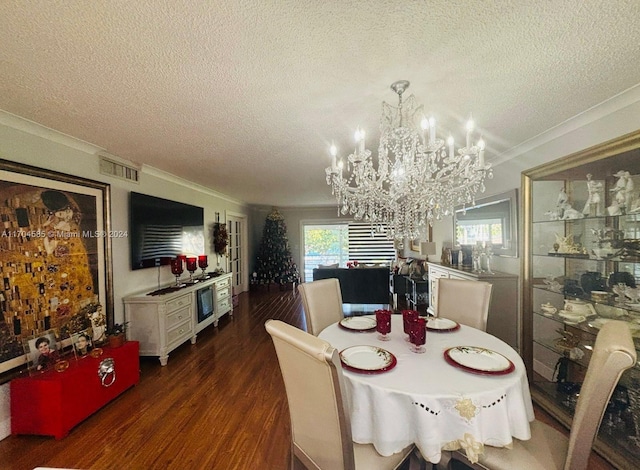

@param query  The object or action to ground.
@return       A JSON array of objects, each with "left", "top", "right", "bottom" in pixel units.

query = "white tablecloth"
[{"left": 318, "top": 315, "right": 534, "bottom": 464}]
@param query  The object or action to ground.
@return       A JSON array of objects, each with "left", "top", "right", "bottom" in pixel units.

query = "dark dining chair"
[
  {"left": 434, "top": 278, "right": 492, "bottom": 331},
  {"left": 438, "top": 320, "right": 637, "bottom": 470},
  {"left": 298, "top": 278, "right": 344, "bottom": 335},
  {"left": 265, "top": 319, "right": 419, "bottom": 470}
]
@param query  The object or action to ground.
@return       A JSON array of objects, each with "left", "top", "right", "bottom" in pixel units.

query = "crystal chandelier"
[{"left": 325, "top": 80, "right": 493, "bottom": 240}]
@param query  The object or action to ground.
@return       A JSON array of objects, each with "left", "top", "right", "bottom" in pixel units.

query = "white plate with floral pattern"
[
  {"left": 339, "top": 345, "right": 397, "bottom": 374},
  {"left": 425, "top": 317, "right": 460, "bottom": 332},
  {"left": 444, "top": 346, "right": 515, "bottom": 375},
  {"left": 338, "top": 316, "right": 377, "bottom": 332}
]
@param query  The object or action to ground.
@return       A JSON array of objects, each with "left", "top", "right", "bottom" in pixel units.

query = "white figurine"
[
  {"left": 549, "top": 188, "right": 569, "bottom": 220},
  {"left": 562, "top": 205, "right": 584, "bottom": 220},
  {"left": 582, "top": 174, "right": 603, "bottom": 216},
  {"left": 552, "top": 187, "right": 583, "bottom": 219},
  {"left": 609, "top": 170, "right": 633, "bottom": 214}
]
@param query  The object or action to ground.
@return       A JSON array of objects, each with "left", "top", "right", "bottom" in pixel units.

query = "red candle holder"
[
  {"left": 198, "top": 255, "right": 208, "bottom": 278},
  {"left": 170, "top": 257, "right": 184, "bottom": 286},
  {"left": 186, "top": 257, "right": 197, "bottom": 282}
]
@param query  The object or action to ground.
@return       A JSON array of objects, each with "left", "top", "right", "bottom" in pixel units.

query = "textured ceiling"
[{"left": 1, "top": 1, "right": 639, "bottom": 206}]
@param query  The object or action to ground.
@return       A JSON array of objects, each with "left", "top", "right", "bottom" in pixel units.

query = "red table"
[{"left": 11, "top": 341, "right": 140, "bottom": 439}]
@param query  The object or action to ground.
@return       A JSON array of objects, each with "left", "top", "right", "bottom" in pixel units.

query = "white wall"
[{"left": 0, "top": 112, "right": 248, "bottom": 439}]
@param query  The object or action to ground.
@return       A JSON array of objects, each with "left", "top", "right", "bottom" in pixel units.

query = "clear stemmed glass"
[{"left": 375, "top": 309, "right": 392, "bottom": 341}]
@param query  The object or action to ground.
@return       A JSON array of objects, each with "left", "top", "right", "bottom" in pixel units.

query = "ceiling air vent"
[{"left": 98, "top": 153, "right": 140, "bottom": 183}]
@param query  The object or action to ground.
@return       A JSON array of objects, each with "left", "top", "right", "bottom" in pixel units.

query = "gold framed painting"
[{"left": 0, "top": 159, "right": 113, "bottom": 378}]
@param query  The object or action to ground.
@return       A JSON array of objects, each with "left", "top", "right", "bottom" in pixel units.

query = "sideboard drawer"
[
  {"left": 166, "top": 319, "right": 192, "bottom": 347},
  {"left": 166, "top": 306, "right": 191, "bottom": 330},
  {"left": 216, "top": 286, "right": 231, "bottom": 301},
  {"left": 214, "top": 276, "right": 231, "bottom": 290},
  {"left": 166, "top": 294, "right": 191, "bottom": 313},
  {"left": 217, "top": 296, "right": 231, "bottom": 313}
]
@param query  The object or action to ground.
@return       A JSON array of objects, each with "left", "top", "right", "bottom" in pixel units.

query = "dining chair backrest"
[
  {"left": 265, "top": 319, "right": 355, "bottom": 470},
  {"left": 564, "top": 320, "right": 636, "bottom": 469},
  {"left": 298, "top": 278, "right": 344, "bottom": 336},
  {"left": 442, "top": 320, "right": 636, "bottom": 470},
  {"left": 435, "top": 278, "right": 492, "bottom": 331}
]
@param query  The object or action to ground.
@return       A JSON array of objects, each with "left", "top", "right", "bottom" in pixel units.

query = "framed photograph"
[
  {"left": 0, "top": 159, "right": 113, "bottom": 377},
  {"left": 22, "top": 329, "right": 59, "bottom": 373},
  {"left": 71, "top": 329, "right": 94, "bottom": 358}
]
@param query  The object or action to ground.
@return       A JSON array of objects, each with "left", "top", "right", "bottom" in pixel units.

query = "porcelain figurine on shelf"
[
  {"left": 554, "top": 233, "right": 581, "bottom": 254},
  {"left": 582, "top": 174, "right": 604, "bottom": 216},
  {"left": 543, "top": 277, "right": 563, "bottom": 293},
  {"left": 551, "top": 187, "right": 583, "bottom": 220},
  {"left": 609, "top": 170, "right": 634, "bottom": 215}
]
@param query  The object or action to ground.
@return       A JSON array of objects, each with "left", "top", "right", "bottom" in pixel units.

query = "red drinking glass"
[
  {"left": 402, "top": 309, "right": 419, "bottom": 341},
  {"left": 375, "top": 309, "right": 392, "bottom": 341},
  {"left": 170, "top": 258, "right": 184, "bottom": 286},
  {"left": 409, "top": 317, "right": 426, "bottom": 354}
]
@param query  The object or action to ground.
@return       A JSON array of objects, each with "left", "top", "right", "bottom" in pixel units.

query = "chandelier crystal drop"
[{"left": 325, "top": 80, "right": 493, "bottom": 240}]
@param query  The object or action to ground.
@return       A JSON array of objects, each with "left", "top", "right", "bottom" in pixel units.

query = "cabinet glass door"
[{"left": 524, "top": 130, "right": 640, "bottom": 469}]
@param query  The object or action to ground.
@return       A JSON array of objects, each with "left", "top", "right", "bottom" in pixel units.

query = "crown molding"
[
  {"left": 141, "top": 165, "right": 244, "bottom": 205},
  {"left": 493, "top": 83, "right": 640, "bottom": 166},
  {"left": 0, "top": 109, "right": 101, "bottom": 154},
  {"left": 0, "top": 109, "right": 245, "bottom": 205}
]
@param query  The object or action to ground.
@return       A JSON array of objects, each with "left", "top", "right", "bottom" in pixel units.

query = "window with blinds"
[
  {"left": 302, "top": 222, "right": 395, "bottom": 281},
  {"left": 347, "top": 223, "right": 395, "bottom": 264}
]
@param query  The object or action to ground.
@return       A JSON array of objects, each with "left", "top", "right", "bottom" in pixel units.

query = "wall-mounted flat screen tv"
[{"left": 130, "top": 192, "right": 205, "bottom": 270}]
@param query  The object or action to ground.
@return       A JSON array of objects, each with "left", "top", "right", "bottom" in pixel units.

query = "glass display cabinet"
[{"left": 522, "top": 129, "right": 640, "bottom": 469}]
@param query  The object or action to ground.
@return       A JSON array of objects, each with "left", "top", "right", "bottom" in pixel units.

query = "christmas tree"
[{"left": 253, "top": 209, "right": 300, "bottom": 286}]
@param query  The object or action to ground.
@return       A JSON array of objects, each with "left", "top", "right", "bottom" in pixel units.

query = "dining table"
[{"left": 318, "top": 314, "right": 534, "bottom": 464}]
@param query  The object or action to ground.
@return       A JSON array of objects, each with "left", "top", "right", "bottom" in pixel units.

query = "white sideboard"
[
  {"left": 427, "top": 261, "right": 519, "bottom": 350},
  {"left": 124, "top": 273, "right": 233, "bottom": 365}
]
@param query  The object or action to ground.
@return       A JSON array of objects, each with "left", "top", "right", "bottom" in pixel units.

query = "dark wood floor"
[{"left": 0, "top": 289, "right": 614, "bottom": 469}]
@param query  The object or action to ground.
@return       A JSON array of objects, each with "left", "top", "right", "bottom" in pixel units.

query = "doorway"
[{"left": 227, "top": 211, "right": 248, "bottom": 294}]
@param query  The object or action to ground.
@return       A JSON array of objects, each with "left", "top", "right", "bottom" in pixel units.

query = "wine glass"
[
  {"left": 170, "top": 257, "right": 184, "bottom": 286},
  {"left": 409, "top": 317, "right": 426, "bottom": 353},
  {"left": 186, "top": 257, "right": 198, "bottom": 282},
  {"left": 375, "top": 309, "right": 391, "bottom": 341},
  {"left": 402, "top": 309, "right": 418, "bottom": 342},
  {"left": 198, "top": 255, "right": 209, "bottom": 278}
]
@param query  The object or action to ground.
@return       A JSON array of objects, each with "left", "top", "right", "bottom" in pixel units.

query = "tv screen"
[
  {"left": 130, "top": 192, "right": 205, "bottom": 270},
  {"left": 196, "top": 286, "right": 214, "bottom": 322}
]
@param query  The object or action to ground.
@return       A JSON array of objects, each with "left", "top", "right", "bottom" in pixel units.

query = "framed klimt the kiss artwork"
[{"left": 0, "top": 159, "right": 113, "bottom": 378}]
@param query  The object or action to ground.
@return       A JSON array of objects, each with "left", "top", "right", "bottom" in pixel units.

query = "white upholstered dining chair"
[
  {"left": 298, "top": 278, "right": 344, "bottom": 336},
  {"left": 434, "top": 278, "right": 492, "bottom": 331},
  {"left": 438, "top": 320, "right": 637, "bottom": 470},
  {"left": 265, "top": 320, "right": 419, "bottom": 470}
]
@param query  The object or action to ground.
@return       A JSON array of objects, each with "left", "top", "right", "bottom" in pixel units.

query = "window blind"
[{"left": 347, "top": 223, "right": 395, "bottom": 264}]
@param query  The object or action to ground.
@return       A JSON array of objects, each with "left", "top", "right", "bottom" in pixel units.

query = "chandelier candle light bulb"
[
  {"left": 325, "top": 80, "right": 492, "bottom": 239},
  {"left": 465, "top": 114, "right": 474, "bottom": 149},
  {"left": 330, "top": 142, "right": 337, "bottom": 169},
  {"left": 429, "top": 116, "right": 436, "bottom": 145},
  {"left": 420, "top": 117, "right": 428, "bottom": 144}
]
